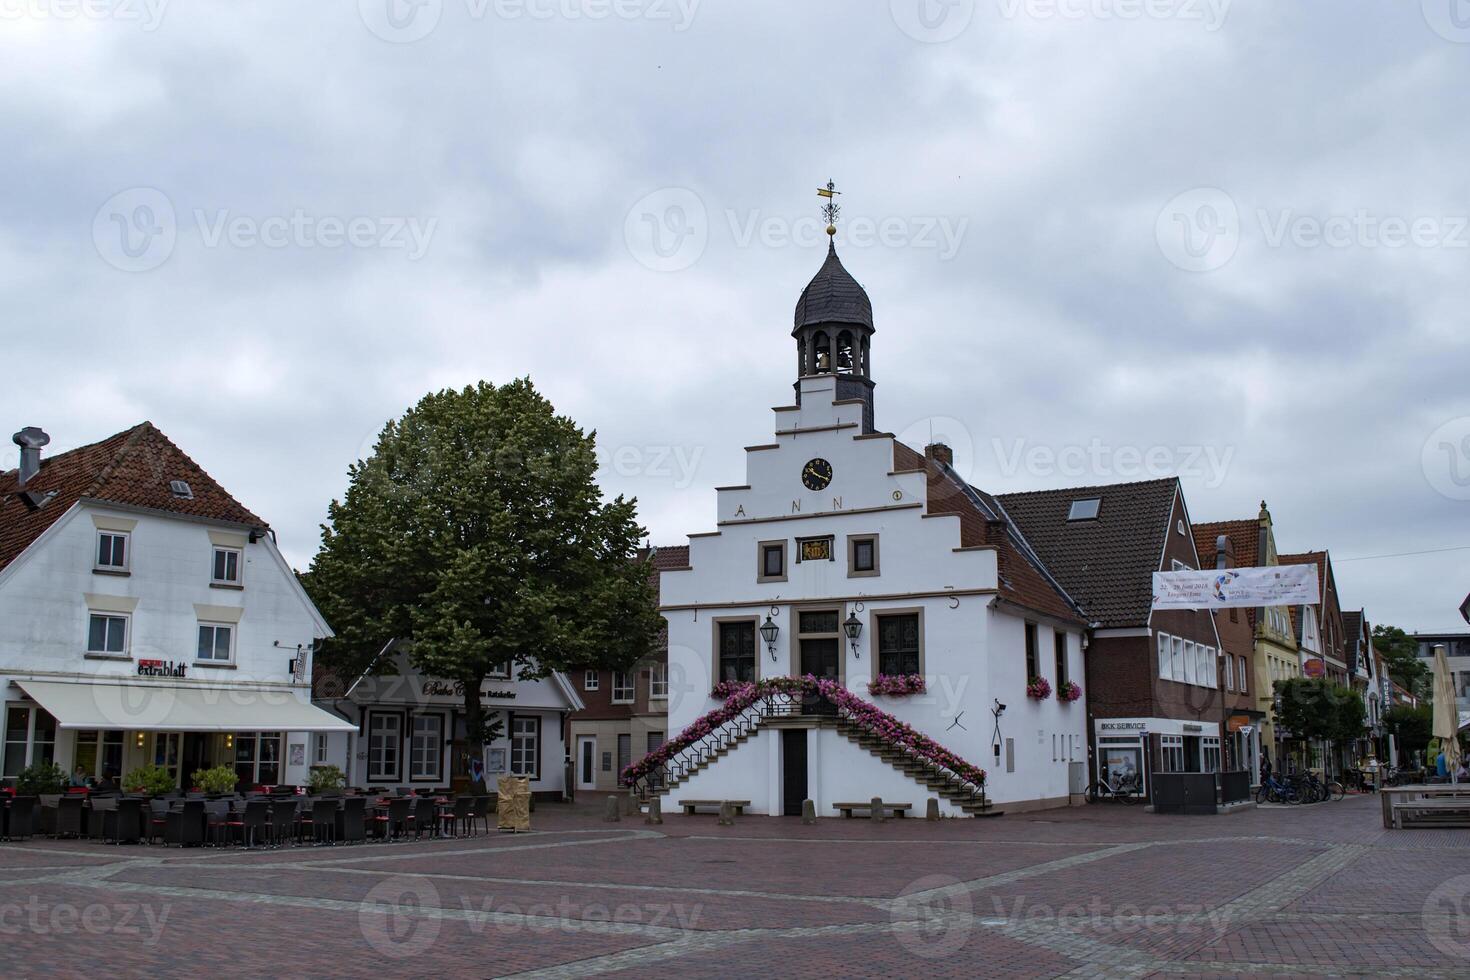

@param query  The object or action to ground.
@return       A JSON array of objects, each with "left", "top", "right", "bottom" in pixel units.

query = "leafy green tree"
[
  {"left": 1273, "top": 678, "right": 1363, "bottom": 743},
  {"left": 1381, "top": 705, "right": 1432, "bottom": 762},
  {"left": 306, "top": 380, "right": 661, "bottom": 789},
  {"left": 1372, "top": 624, "right": 1430, "bottom": 699}
]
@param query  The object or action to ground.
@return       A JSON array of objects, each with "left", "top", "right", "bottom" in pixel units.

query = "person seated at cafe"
[
  {"left": 94, "top": 770, "right": 118, "bottom": 794},
  {"left": 71, "top": 766, "right": 89, "bottom": 788}
]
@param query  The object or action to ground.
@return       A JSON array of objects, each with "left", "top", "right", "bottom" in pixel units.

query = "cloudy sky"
[{"left": 3, "top": 1, "right": 1467, "bottom": 633}]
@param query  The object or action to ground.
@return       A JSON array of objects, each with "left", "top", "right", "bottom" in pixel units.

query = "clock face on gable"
[{"left": 801, "top": 458, "right": 833, "bottom": 491}]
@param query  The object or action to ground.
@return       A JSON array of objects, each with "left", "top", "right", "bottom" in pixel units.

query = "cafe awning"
[{"left": 13, "top": 679, "right": 356, "bottom": 733}]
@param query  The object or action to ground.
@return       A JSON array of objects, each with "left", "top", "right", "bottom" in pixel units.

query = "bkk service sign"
[{"left": 1152, "top": 564, "right": 1320, "bottom": 610}]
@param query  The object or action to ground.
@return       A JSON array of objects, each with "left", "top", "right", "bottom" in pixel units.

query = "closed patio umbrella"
[{"left": 1432, "top": 646, "right": 1462, "bottom": 783}]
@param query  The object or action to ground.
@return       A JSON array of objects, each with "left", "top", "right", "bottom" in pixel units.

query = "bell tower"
[{"left": 792, "top": 181, "right": 876, "bottom": 433}]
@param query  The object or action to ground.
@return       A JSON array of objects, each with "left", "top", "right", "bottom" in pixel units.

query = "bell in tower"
[{"left": 792, "top": 182, "right": 876, "bottom": 432}]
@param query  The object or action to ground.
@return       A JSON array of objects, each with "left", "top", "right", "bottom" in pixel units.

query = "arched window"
[
  {"left": 836, "top": 331, "right": 854, "bottom": 374},
  {"left": 813, "top": 331, "right": 831, "bottom": 373}
]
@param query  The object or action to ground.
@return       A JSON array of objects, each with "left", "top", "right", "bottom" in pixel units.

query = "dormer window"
[
  {"left": 1067, "top": 498, "right": 1101, "bottom": 521},
  {"left": 169, "top": 480, "right": 193, "bottom": 500}
]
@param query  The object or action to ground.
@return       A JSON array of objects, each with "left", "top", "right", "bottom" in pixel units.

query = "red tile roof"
[
  {"left": 0, "top": 422, "right": 266, "bottom": 574},
  {"left": 1193, "top": 518, "right": 1264, "bottom": 628},
  {"left": 898, "top": 443, "right": 1085, "bottom": 626}
]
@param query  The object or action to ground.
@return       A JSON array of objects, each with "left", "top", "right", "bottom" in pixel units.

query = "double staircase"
[{"left": 626, "top": 681, "right": 993, "bottom": 816}]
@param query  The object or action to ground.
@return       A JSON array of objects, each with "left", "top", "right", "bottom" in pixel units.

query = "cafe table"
[{"left": 1380, "top": 783, "right": 1470, "bottom": 828}]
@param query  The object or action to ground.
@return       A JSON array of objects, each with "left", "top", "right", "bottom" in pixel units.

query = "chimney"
[
  {"left": 1215, "top": 533, "right": 1234, "bottom": 570},
  {"left": 924, "top": 442, "right": 953, "bottom": 468},
  {"left": 12, "top": 427, "right": 49, "bottom": 488}
]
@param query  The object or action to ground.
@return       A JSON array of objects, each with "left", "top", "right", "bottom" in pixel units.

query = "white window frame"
[
  {"left": 1203, "top": 736, "right": 1221, "bottom": 773},
  {"left": 86, "top": 612, "right": 130, "bottom": 656},
  {"left": 648, "top": 662, "right": 668, "bottom": 700},
  {"left": 367, "top": 711, "right": 401, "bottom": 782},
  {"left": 1158, "top": 632, "right": 1172, "bottom": 679},
  {"left": 196, "top": 622, "right": 236, "bottom": 664},
  {"left": 488, "top": 659, "right": 513, "bottom": 680},
  {"left": 95, "top": 531, "right": 129, "bottom": 572},
  {"left": 1238, "top": 655, "right": 1248, "bottom": 694},
  {"left": 313, "top": 733, "right": 329, "bottom": 765},
  {"left": 1183, "top": 639, "right": 1196, "bottom": 685},
  {"left": 584, "top": 670, "right": 599, "bottom": 691},
  {"left": 510, "top": 715, "right": 540, "bottom": 779},
  {"left": 1225, "top": 653, "right": 1235, "bottom": 691},
  {"left": 3, "top": 705, "right": 57, "bottom": 778},
  {"left": 611, "top": 671, "right": 635, "bottom": 704},
  {"left": 1171, "top": 635, "right": 1184, "bottom": 682},
  {"left": 211, "top": 546, "right": 243, "bottom": 586},
  {"left": 1160, "top": 735, "right": 1184, "bottom": 773},
  {"left": 409, "top": 713, "right": 444, "bottom": 782}
]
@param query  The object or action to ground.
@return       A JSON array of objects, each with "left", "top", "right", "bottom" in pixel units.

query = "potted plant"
[
  {"left": 867, "top": 674, "right": 927, "bottom": 697},
  {"left": 1058, "top": 680, "right": 1082, "bottom": 703},
  {"left": 17, "top": 761, "right": 67, "bottom": 796},
  {"left": 307, "top": 764, "right": 347, "bottom": 794},
  {"left": 192, "top": 765, "right": 240, "bottom": 797},
  {"left": 123, "top": 763, "right": 177, "bottom": 797},
  {"left": 1026, "top": 676, "right": 1052, "bottom": 700}
]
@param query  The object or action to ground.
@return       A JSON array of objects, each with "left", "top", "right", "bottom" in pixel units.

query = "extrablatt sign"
[{"left": 1152, "top": 564, "right": 1320, "bottom": 610}]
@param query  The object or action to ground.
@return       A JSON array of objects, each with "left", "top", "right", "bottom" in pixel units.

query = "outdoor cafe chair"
[
  {"left": 86, "top": 795, "right": 118, "bottom": 839},
  {"left": 440, "top": 795, "right": 472, "bottom": 838},
  {"left": 338, "top": 796, "right": 366, "bottom": 844},
  {"left": 469, "top": 795, "right": 490, "bottom": 835},
  {"left": 239, "top": 800, "right": 270, "bottom": 848},
  {"left": 375, "top": 797, "right": 411, "bottom": 841},
  {"left": 268, "top": 798, "right": 298, "bottom": 847},
  {"left": 164, "top": 801, "right": 206, "bottom": 847},
  {"left": 5, "top": 796, "right": 36, "bottom": 841},
  {"left": 311, "top": 799, "right": 339, "bottom": 845},
  {"left": 410, "top": 796, "right": 436, "bottom": 840},
  {"left": 203, "top": 800, "right": 237, "bottom": 846},
  {"left": 54, "top": 796, "right": 85, "bottom": 838},
  {"left": 103, "top": 798, "right": 143, "bottom": 845},
  {"left": 146, "top": 799, "right": 170, "bottom": 844}
]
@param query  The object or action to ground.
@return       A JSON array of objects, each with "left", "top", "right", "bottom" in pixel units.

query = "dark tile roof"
[
  {"left": 898, "top": 443, "right": 1085, "bottom": 625},
  {"left": 792, "top": 241, "right": 873, "bottom": 332},
  {"left": 995, "top": 478, "right": 1181, "bottom": 629},
  {"left": 1342, "top": 610, "right": 1363, "bottom": 643},
  {"left": 0, "top": 422, "right": 266, "bottom": 574}
]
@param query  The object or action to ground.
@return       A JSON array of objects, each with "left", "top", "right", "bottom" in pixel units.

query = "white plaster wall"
[
  {"left": 669, "top": 725, "right": 776, "bottom": 811},
  {"left": 660, "top": 379, "right": 1090, "bottom": 812}
]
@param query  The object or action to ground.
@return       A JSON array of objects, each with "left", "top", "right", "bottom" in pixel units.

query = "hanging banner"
[{"left": 1152, "top": 564, "right": 1319, "bottom": 610}]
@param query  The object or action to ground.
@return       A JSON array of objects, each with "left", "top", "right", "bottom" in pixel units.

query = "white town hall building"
[{"left": 637, "top": 234, "right": 1092, "bottom": 816}]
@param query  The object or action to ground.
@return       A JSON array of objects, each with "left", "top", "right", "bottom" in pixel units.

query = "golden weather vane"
[{"left": 817, "top": 179, "right": 841, "bottom": 236}]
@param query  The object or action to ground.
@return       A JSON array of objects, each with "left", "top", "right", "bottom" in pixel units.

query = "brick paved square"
[{"left": 3, "top": 795, "right": 1468, "bottom": 978}]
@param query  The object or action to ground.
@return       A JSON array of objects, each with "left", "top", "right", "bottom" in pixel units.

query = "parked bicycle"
[
  {"left": 1255, "top": 773, "right": 1298, "bottom": 805},
  {"left": 1085, "top": 772, "right": 1141, "bottom": 804}
]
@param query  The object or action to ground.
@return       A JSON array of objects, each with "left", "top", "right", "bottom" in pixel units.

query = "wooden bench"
[
  {"left": 679, "top": 799, "right": 750, "bottom": 816},
  {"left": 833, "top": 801, "right": 912, "bottom": 819},
  {"left": 1392, "top": 798, "right": 1470, "bottom": 829}
]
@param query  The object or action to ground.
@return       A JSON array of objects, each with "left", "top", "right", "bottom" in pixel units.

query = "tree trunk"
[{"left": 462, "top": 674, "right": 489, "bottom": 795}]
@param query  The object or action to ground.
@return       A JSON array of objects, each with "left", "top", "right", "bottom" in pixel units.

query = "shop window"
[
  {"left": 1203, "top": 737, "right": 1221, "bottom": 773},
  {"left": 73, "top": 730, "right": 124, "bottom": 781},
  {"left": 234, "top": 732, "right": 282, "bottom": 787},
  {"left": 1160, "top": 735, "right": 1184, "bottom": 773},
  {"left": 2, "top": 705, "right": 57, "bottom": 779}
]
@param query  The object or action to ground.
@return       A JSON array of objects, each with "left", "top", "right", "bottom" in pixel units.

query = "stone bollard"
[
  {"left": 603, "top": 795, "right": 621, "bottom": 822},
  {"left": 718, "top": 800, "right": 735, "bottom": 826},
  {"left": 926, "top": 798, "right": 941, "bottom": 821},
  {"left": 645, "top": 796, "right": 663, "bottom": 825},
  {"left": 801, "top": 799, "right": 817, "bottom": 825},
  {"left": 870, "top": 796, "right": 885, "bottom": 824}
]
